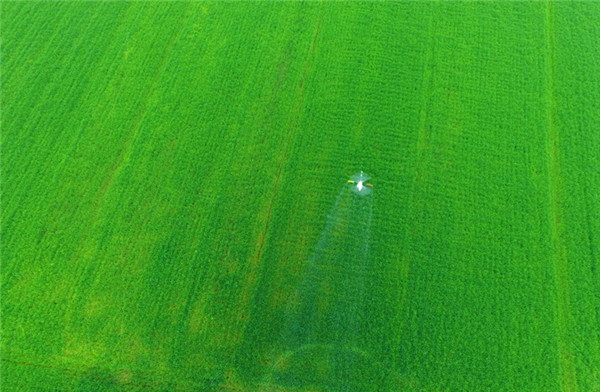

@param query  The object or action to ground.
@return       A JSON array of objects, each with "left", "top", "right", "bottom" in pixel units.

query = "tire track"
[
  {"left": 235, "top": 12, "right": 324, "bottom": 332},
  {"left": 544, "top": 4, "right": 577, "bottom": 391}
]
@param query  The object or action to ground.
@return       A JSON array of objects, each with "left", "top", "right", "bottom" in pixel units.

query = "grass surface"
[{"left": 2, "top": 1, "right": 600, "bottom": 391}]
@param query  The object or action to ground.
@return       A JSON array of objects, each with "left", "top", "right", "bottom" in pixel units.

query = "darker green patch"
[
  {"left": 265, "top": 344, "right": 390, "bottom": 392},
  {"left": 75, "top": 367, "right": 117, "bottom": 392}
]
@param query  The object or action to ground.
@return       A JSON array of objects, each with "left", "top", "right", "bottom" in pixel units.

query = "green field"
[{"left": 2, "top": 1, "right": 599, "bottom": 391}]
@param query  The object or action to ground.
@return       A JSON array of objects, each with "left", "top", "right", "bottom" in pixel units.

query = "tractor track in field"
[
  {"left": 544, "top": 3, "right": 577, "bottom": 391},
  {"left": 235, "top": 13, "right": 324, "bottom": 329},
  {"left": 58, "top": 7, "right": 189, "bottom": 350},
  {"left": 92, "top": 8, "right": 186, "bottom": 216}
]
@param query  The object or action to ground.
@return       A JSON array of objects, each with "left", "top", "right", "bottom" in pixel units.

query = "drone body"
[{"left": 347, "top": 171, "right": 373, "bottom": 195}]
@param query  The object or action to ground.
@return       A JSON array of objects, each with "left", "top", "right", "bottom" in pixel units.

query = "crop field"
[{"left": 2, "top": 1, "right": 599, "bottom": 391}]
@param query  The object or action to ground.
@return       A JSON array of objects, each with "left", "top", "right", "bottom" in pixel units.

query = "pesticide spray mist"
[{"left": 262, "top": 173, "right": 388, "bottom": 391}]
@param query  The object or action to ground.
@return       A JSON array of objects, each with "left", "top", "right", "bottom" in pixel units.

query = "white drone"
[{"left": 347, "top": 171, "right": 373, "bottom": 195}]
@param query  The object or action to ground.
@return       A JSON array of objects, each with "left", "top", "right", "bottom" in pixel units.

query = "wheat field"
[{"left": 2, "top": 2, "right": 599, "bottom": 391}]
